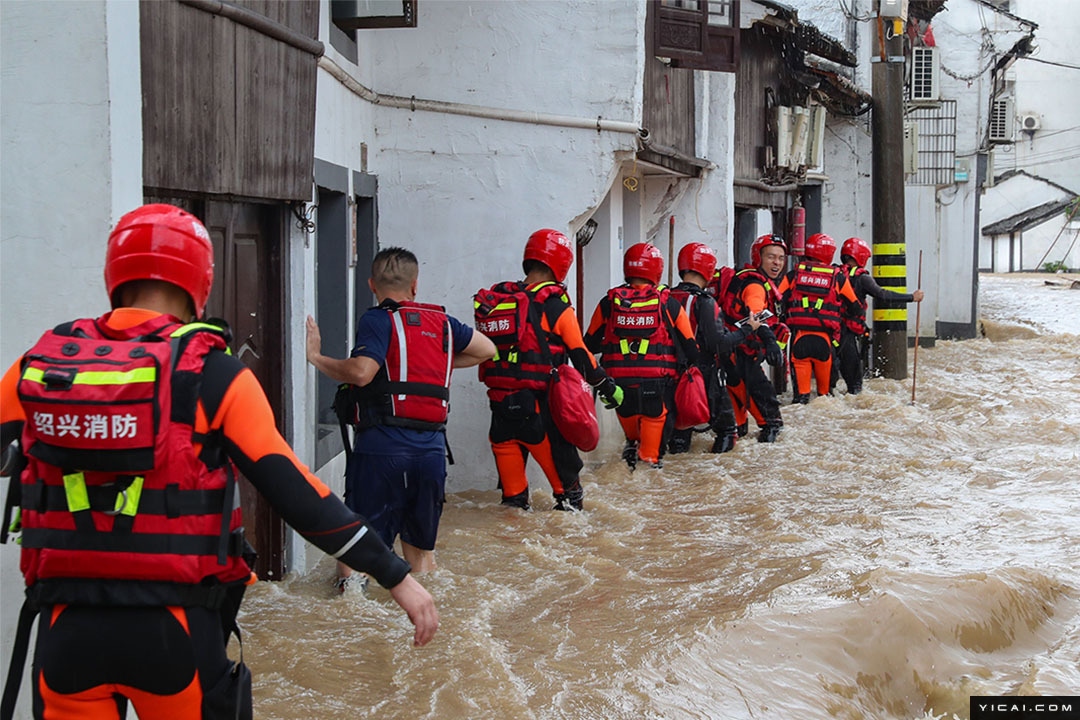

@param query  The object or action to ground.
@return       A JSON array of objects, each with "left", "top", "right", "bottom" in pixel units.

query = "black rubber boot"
[
  {"left": 792, "top": 394, "right": 810, "bottom": 405},
  {"left": 500, "top": 490, "right": 530, "bottom": 510},
  {"left": 668, "top": 431, "right": 691, "bottom": 455},
  {"left": 710, "top": 432, "right": 737, "bottom": 454},
  {"left": 757, "top": 425, "right": 782, "bottom": 443},
  {"left": 554, "top": 484, "right": 584, "bottom": 511},
  {"left": 736, "top": 422, "right": 749, "bottom": 438},
  {"left": 621, "top": 440, "right": 638, "bottom": 470}
]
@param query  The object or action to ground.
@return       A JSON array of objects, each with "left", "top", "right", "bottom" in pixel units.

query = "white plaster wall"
[
  {"left": 328, "top": 0, "right": 648, "bottom": 492},
  {"left": 904, "top": 186, "right": 939, "bottom": 336},
  {"left": 1017, "top": 220, "right": 1080, "bottom": 271},
  {"left": 0, "top": 3, "right": 143, "bottom": 716},
  {"left": 1009, "top": 0, "right": 1080, "bottom": 195},
  {"left": 820, "top": 119, "right": 874, "bottom": 242}
]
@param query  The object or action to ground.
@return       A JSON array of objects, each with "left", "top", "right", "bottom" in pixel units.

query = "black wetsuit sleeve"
[
  {"left": 858, "top": 273, "right": 915, "bottom": 302},
  {"left": 714, "top": 324, "right": 752, "bottom": 357}
]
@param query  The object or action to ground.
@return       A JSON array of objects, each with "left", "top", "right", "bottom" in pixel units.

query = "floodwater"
[{"left": 240, "top": 273, "right": 1080, "bottom": 720}]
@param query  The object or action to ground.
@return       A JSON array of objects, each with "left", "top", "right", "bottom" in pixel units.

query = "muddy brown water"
[{"left": 240, "top": 275, "right": 1080, "bottom": 720}]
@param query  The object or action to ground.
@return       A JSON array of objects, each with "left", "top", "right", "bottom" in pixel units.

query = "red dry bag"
[
  {"left": 547, "top": 364, "right": 599, "bottom": 452},
  {"left": 674, "top": 366, "right": 710, "bottom": 430}
]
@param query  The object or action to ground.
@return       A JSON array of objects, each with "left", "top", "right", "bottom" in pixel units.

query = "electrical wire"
[{"left": 1019, "top": 56, "right": 1080, "bottom": 71}]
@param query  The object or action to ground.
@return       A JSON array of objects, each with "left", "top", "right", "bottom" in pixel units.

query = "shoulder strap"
[{"left": 1, "top": 596, "right": 38, "bottom": 720}]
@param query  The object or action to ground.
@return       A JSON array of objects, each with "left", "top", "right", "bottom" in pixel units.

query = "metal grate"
[
  {"left": 989, "top": 97, "right": 1014, "bottom": 142},
  {"left": 905, "top": 99, "right": 957, "bottom": 186}
]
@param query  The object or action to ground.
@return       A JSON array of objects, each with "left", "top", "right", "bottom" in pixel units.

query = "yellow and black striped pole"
[{"left": 870, "top": 242, "right": 909, "bottom": 379}]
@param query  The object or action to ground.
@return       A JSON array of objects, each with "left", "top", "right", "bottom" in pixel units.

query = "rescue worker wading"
[
  {"left": 0, "top": 204, "right": 438, "bottom": 720},
  {"left": 667, "top": 243, "right": 760, "bottom": 455},
  {"left": 307, "top": 248, "right": 495, "bottom": 588},
  {"left": 475, "top": 229, "right": 622, "bottom": 511},
  {"left": 836, "top": 237, "right": 924, "bottom": 394},
  {"left": 585, "top": 243, "right": 698, "bottom": 469},
  {"left": 719, "top": 234, "right": 787, "bottom": 443},
  {"left": 782, "top": 232, "right": 860, "bottom": 402}
]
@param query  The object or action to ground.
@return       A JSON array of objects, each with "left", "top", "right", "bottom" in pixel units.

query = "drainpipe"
[{"left": 318, "top": 55, "right": 646, "bottom": 138}]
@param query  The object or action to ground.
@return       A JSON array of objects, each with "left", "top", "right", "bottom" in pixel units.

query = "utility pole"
[{"left": 870, "top": 0, "right": 909, "bottom": 379}]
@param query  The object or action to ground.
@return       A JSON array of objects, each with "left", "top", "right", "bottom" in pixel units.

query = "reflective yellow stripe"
[
  {"left": 492, "top": 302, "right": 517, "bottom": 311},
  {"left": 170, "top": 322, "right": 224, "bottom": 338},
  {"left": 22, "top": 367, "right": 156, "bottom": 385},
  {"left": 807, "top": 266, "right": 833, "bottom": 274},
  {"left": 628, "top": 299, "right": 659, "bottom": 308},
  {"left": 872, "top": 265, "right": 907, "bottom": 278},
  {"left": 618, "top": 338, "right": 649, "bottom": 355},
  {"left": 116, "top": 476, "right": 144, "bottom": 517},
  {"left": 801, "top": 297, "right": 809, "bottom": 308},
  {"left": 872, "top": 243, "right": 906, "bottom": 256},
  {"left": 814, "top": 299, "right": 824, "bottom": 310},
  {"left": 507, "top": 351, "right": 518, "bottom": 364},
  {"left": 873, "top": 308, "right": 908, "bottom": 321},
  {"left": 63, "top": 473, "right": 90, "bottom": 512}
]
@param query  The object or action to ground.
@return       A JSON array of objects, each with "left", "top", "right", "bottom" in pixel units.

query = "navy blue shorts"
[{"left": 345, "top": 450, "right": 446, "bottom": 551}]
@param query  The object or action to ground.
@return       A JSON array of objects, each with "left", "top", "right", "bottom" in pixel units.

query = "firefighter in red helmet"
[
  {"left": 782, "top": 232, "right": 861, "bottom": 402},
  {"left": 836, "top": 237, "right": 924, "bottom": 394},
  {"left": 668, "top": 243, "right": 761, "bottom": 454},
  {"left": 585, "top": 243, "right": 699, "bottom": 469},
  {"left": 1, "top": 204, "right": 439, "bottom": 720},
  {"left": 473, "top": 228, "right": 621, "bottom": 511},
  {"left": 718, "top": 234, "right": 787, "bottom": 442}
]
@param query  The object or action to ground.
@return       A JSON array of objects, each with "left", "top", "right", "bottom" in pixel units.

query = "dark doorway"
[{"left": 202, "top": 200, "right": 287, "bottom": 581}]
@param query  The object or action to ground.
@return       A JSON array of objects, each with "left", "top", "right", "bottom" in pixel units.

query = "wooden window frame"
[
  {"left": 331, "top": 0, "right": 417, "bottom": 31},
  {"left": 653, "top": 0, "right": 740, "bottom": 73}
]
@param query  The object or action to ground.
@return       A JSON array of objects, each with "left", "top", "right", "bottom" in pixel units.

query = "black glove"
[
  {"left": 594, "top": 376, "right": 624, "bottom": 409},
  {"left": 757, "top": 325, "right": 783, "bottom": 367}
]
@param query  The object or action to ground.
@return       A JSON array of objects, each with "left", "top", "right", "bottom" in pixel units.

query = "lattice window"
[
  {"left": 989, "top": 97, "right": 1014, "bottom": 143},
  {"left": 905, "top": 100, "right": 957, "bottom": 186}
]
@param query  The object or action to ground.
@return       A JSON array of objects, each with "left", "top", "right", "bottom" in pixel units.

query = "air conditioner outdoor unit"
[
  {"left": 910, "top": 47, "right": 940, "bottom": 103},
  {"left": 1020, "top": 113, "right": 1041, "bottom": 132}
]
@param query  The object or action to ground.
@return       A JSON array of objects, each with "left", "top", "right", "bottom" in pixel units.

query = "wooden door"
[{"left": 203, "top": 200, "right": 287, "bottom": 580}]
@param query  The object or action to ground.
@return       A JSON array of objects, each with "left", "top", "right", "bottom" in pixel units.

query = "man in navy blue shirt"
[{"left": 307, "top": 248, "right": 495, "bottom": 588}]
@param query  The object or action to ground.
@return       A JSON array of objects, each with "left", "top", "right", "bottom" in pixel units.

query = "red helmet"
[
  {"left": 750, "top": 234, "right": 787, "bottom": 267},
  {"left": 523, "top": 228, "right": 574, "bottom": 282},
  {"left": 804, "top": 232, "right": 837, "bottom": 265},
  {"left": 840, "top": 236, "right": 872, "bottom": 268},
  {"left": 623, "top": 242, "right": 664, "bottom": 284},
  {"left": 105, "top": 204, "right": 214, "bottom": 317},
  {"left": 677, "top": 243, "right": 717, "bottom": 281}
]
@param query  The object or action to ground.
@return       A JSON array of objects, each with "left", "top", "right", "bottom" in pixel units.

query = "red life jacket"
[
  {"left": 15, "top": 314, "right": 249, "bottom": 607},
  {"left": 720, "top": 268, "right": 781, "bottom": 358},
  {"left": 669, "top": 283, "right": 717, "bottom": 339},
  {"left": 786, "top": 262, "right": 844, "bottom": 338},
  {"left": 474, "top": 281, "right": 567, "bottom": 393},
  {"left": 705, "top": 266, "right": 734, "bottom": 303},
  {"left": 356, "top": 300, "right": 453, "bottom": 431},
  {"left": 841, "top": 266, "right": 870, "bottom": 335},
  {"left": 599, "top": 284, "right": 679, "bottom": 380}
]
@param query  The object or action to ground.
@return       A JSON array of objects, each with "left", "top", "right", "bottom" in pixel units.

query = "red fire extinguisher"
[{"left": 789, "top": 204, "right": 806, "bottom": 257}]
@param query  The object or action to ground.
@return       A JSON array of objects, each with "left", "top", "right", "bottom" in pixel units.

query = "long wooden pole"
[
  {"left": 910, "top": 250, "right": 923, "bottom": 405},
  {"left": 667, "top": 215, "right": 675, "bottom": 287}
]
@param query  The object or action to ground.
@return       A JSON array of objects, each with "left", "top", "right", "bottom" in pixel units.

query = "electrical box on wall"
[
  {"left": 879, "top": 0, "right": 909, "bottom": 20},
  {"left": 903, "top": 121, "right": 919, "bottom": 175}
]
